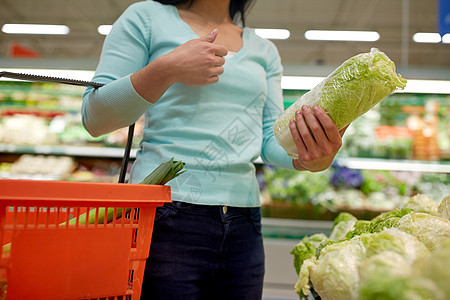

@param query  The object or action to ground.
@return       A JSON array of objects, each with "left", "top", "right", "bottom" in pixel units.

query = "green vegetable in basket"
[
  {"left": 64, "top": 157, "right": 186, "bottom": 225},
  {"left": 274, "top": 48, "right": 407, "bottom": 159},
  {"left": 139, "top": 157, "right": 186, "bottom": 185},
  {"left": 0, "top": 279, "right": 6, "bottom": 300},
  {"left": 61, "top": 207, "right": 126, "bottom": 226}
]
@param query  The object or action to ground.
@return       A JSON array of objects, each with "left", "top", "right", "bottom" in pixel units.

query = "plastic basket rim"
[{"left": 0, "top": 179, "right": 172, "bottom": 207}]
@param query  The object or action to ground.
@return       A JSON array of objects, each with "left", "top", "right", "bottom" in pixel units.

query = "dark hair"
[{"left": 154, "top": 0, "right": 255, "bottom": 26}]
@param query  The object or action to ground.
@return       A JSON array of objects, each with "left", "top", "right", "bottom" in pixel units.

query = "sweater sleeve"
[
  {"left": 81, "top": 3, "right": 154, "bottom": 137},
  {"left": 260, "top": 42, "right": 296, "bottom": 170}
]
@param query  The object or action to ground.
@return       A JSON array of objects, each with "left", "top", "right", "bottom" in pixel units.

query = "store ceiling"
[{"left": 0, "top": 0, "right": 449, "bottom": 74}]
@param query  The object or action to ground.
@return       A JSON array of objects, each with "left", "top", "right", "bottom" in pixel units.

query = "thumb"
[{"left": 200, "top": 28, "right": 218, "bottom": 43}]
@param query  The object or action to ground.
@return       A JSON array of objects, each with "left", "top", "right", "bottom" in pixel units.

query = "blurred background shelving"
[{"left": 1, "top": 80, "right": 448, "bottom": 229}]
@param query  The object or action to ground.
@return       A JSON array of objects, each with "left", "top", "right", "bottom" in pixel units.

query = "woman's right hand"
[
  {"left": 165, "top": 28, "right": 228, "bottom": 86},
  {"left": 130, "top": 29, "right": 228, "bottom": 103}
]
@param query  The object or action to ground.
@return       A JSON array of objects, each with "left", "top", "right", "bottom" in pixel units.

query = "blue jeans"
[{"left": 140, "top": 201, "right": 265, "bottom": 300}]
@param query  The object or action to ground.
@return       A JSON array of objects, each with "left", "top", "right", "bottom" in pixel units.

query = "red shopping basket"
[{"left": 0, "top": 179, "right": 171, "bottom": 300}]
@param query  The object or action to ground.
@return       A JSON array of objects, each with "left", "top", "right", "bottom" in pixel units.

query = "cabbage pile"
[
  {"left": 274, "top": 48, "right": 407, "bottom": 159},
  {"left": 291, "top": 194, "right": 450, "bottom": 300}
]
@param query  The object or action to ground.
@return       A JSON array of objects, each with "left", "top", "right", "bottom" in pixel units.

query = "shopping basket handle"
[{"left": 0, "top": 71, "right": 134, "bottom": 184}]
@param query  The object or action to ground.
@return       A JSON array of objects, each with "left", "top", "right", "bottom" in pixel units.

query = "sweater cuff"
[
  {"left": 262, "top": 141, "right": 296, "bottom": 170},
  {"left": 100, "top": 75, "right": 152, "bottom": 121}
]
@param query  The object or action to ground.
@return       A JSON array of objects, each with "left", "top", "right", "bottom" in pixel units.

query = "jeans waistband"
[{"left": 171, "top": 201, "right": 260, "bottom": 217}]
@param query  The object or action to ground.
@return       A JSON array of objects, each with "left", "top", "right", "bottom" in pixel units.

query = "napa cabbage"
[
  {"left": 291, "top": 193, "right": 450, "bottom": 300},
  {"left": 274, "top": 48, "right": 407, "bottom": 159}
]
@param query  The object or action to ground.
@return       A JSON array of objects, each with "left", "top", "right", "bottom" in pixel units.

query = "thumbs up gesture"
[{"left": 164, "top": 29, "right": 229, "bottom": 86}]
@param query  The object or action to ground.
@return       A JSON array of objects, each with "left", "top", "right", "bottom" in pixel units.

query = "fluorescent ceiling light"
[
  {"left": 280, "top": 76, "right": 450, "bottom": 94},
  {"left": 98, "top": 25, "right": 112, "bottom": 35},
  {"left": 304, "top": 30, "right": 380, "bottom": 42},
  {"left": 398, "top": 79, "right": 450, "bottom": 94},
  {"left": 98, "top": 25, "right": 292, "bottom": 39},
  {"left": 339, "top": 157, "right": 450, "bottom": 173},
  {"left": 281, "top": 76, "right": 323, "bottom": 90},
  {"left": 2, "top": 24, "right": 69, "bottom": 35},
  {"left": 255, "top": 28, "right": 290, "bottom": 40},
  {"left": 443, "top": 33, "right": 450, "bottom": 43},
  {"left": 413, "top": 32, "right": 442, "bottom": 43}
]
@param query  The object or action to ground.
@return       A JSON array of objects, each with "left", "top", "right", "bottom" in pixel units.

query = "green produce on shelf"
[
  {"left": 63, "top": 158, "right": 186, "bottom": 226},
  {"left": 262, "top": 166, "right": 332, "bottom": 206},
  {"left": 414, "top": 173, "right": 450, "bottom": 203},
  {"left": 58, "top": 123, "right": 104, "bottom": 144},
  {"left": 360, "top": 169, "right": 408, "bottom": 196},
  {"left": 261, "top": 164, "right": 432, "bottom": 218},
  {"left": 291, "top": 193, "right": 450, "bottom": 300}
]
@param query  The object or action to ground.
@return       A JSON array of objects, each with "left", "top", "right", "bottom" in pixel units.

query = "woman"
[{"left": 82, "top": 0, "right": 345, "bottom": 298}]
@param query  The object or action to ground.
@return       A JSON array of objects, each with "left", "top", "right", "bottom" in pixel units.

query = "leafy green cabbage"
[
  {"left": 397, "top": 212, "right": 450, "bottom": 251},
  {"left": 290, "top": 233, "right": 327, "bottom": 276},
  {"left": 358, "top": 228, "right": 429, "bottom": 264},
  {"left": 438, "top": 194, "right": 450, "bottom": 220},
  {"left": 291, "top": 193, "right": 450, "bottom": 300},
  {"left": 344, "top": 208, "right": 412, "bottom": 239},
  {"left": 358, "top": 251, "right": 413, "bottom": 283},
  {"left": 295, "top": 229, "right": 431, "bottom": 300},
  {"left": 274, "top": 48, "right": 407, "bottom": 158},
  {"left": 306, "top": 238, "right": 366, "bottom": 300},
  {"left": 358, "top": 240, "right": 450, "bottom": 300},
  {"left": 422, "top": 240, "right": 450, "bottom": 297},
  {"left": 359, "top": 251, "right": 443, "bottom": 300},
  {"left": 328, "top": 212, "right": 357, "bottom": 241},
  {"left": 403, "top": 194, "right": 439, "bottom": 216}
]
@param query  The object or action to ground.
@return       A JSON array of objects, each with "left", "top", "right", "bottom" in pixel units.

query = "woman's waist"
[
  {"left": 168, "top": 201, "right": 260, "bottom": 216},
  {"left": 138, "top": 142, "right": 259, "bottom": 171}
]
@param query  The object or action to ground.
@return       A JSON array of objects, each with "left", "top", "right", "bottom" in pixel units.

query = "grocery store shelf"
[
  {"left": 256, "top": 156, "right": 450, "bottom": 173},
  {"left": 262, "top": 217, "right": 333, "bottom": 239},
  {"left": 0, "top": 143, "right": 137, "bottom": 158},
  {"left": 1, "top": 144, "right": 449, "bottom": 173},
  {"left": 338, "top": 157, "right": 450, "bottom": 173}
]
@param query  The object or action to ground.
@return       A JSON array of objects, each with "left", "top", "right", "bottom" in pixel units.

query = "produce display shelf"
[
  {"left": 261, "top": 217, "right": 333, "bottom": 240},
  {"left": 257, "top": 156, "right": 450, "bottom": 173},
  {"left": 0, "top": 86, "right": 84, "bottom": 97},
  {"left": 338, "top": 157, "right": 450, "bottom": 173},
  {"left": 0, "top": 143, "right": 138, "bottom": 159},
  {"left": 2, "top": 143, "right": 449, "bottom": 173}
]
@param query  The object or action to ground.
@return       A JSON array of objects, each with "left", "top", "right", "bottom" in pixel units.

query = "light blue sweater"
[{"left": 82, "top": 0, "right": 295, "bottom": 207}]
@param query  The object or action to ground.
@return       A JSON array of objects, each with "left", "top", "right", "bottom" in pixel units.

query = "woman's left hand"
[{"left": 289, "top": 105, "right": 347, "bottom": 172}]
